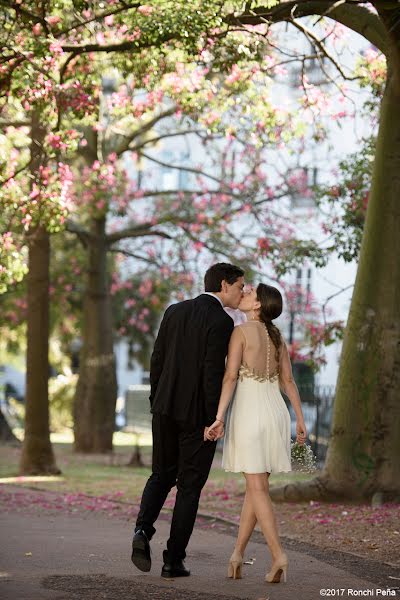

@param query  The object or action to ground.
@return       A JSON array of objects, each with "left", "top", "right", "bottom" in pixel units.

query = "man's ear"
[{"left": 221, "top": 279, "right": 229, "bottom": 294}]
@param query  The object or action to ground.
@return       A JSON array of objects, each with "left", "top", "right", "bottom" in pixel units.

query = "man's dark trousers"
[{"left": 135, "top": 413, "right": 217, "bottom": 561}]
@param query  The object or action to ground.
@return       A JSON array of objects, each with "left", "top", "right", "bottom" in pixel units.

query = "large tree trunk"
[
  {"left": 73, "top": 217, "right": 117, "bottom": 452},
  {"left": 272, "top": 62, "right": 400, "bottom": 502},
  {"left": 20, "top": 225, "right": 60, "bottom": 474},
  {"left": 19, "top": 111, "right": 60, "bottom": 475}
]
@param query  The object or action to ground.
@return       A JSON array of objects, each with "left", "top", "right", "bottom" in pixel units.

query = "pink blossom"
[
  {"left": 257, "top": 238, "right": 270, "bottom": 254},
  {"left": 2, "top": 232, "right": 13, "bottom": 251},
  {"left": 49, "top": 40, "right": 63, "bottom": 55},
  {"left": 226, "top": 64, "right": 242, "bottom": 85},
  {"left": 203, "top": 111, "right": 219, "bottom": 126},
  {"left": 47, "top": 15, "right": 61, "bottom": 26},
  {"left": 138, "top": 5, "right": 154, "bottom": 16}
]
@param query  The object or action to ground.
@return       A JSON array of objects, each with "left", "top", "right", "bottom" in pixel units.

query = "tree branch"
[
  {"left": 0, "top": 119, "right": 31, "bottom": 128},
  {"left": 58, "top": 2, "right": 141, "bottom": 37},
  {"left": 107, "top": 226, "right": 172, "bottom": 245},
  {"left": 61, "top": 30, "right": 182, "bottom": 54},
  {"left": 227, "top": 1, "right": 389, "bottom": 56},
  {"left": 0, "top": 0, "right": 45, "bottom": 25},
  {"left": 0, "top": 161, "right": 31, "bottom": 185},
  {"left": 290, "top": 18, "right": 360, "bottom": 81},
  {"left": 65, "top": 219, "right": 92, "bottom": 246},
  {"left": 109, "top": 246, "right": 165, "bottom": 267},
  {"left": 114, "top": 107, "right": 177, "bottom": 157},
  {"left": 127, "top": 128, "right": 204, "bottom": 154},
  {"left": 140, "top": 152, "right": 222, "bottom": 184}
]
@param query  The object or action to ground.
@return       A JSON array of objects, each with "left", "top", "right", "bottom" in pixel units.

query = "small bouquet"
[{"left": 290, "top": 441, "right": 317, "bottom": 472}]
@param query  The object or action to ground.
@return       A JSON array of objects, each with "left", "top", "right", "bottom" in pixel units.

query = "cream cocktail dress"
[{"left": 222, "top": 321, "right": 292, "bottom": 474}]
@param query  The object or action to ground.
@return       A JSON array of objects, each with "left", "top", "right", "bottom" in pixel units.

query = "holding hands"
[
  {"left": 205, "top": 419, "right": 307, "bottom": 444},
  {"left": 204, "top": 419, "right": 225, "bottom": 442}
]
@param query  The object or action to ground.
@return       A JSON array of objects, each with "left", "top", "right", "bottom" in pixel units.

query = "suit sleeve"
[
  {"left": 149, "top": 306, "right": 172, "bottom": 406},
  {"left": 203, "top": 316, "right": 234, "bottom": 425}
]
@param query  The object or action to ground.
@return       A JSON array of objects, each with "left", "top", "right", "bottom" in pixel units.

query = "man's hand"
[{"left": 204, "top": 420, "right": 224, "bottom": 441}]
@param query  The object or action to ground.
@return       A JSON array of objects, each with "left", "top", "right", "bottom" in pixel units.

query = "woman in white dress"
[{"left": 206, "top": 283, "right": 307, "bottom": 584}]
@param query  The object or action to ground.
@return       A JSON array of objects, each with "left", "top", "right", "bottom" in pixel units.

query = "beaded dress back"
[{"left": 237, "top": 321, "right": 280, "bottom": 383}]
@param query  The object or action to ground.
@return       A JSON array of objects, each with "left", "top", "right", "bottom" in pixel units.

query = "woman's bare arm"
[
  {"left": 280, "top": 341, "right": 307, "bottom": 442},
  {"left": 205, "top": 327, "right": 244, "bottom": 439}
]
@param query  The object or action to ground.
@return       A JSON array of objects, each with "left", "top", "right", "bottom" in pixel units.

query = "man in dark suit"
[{"left": 131, "top": 263, "right": 245, "bottom": 578}]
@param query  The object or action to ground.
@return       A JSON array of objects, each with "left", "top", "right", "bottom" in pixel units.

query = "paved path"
[{"left": 0, "top": 487, "right": 396, "bottom": 600}]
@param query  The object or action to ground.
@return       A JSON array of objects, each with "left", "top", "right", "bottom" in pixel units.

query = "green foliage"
[
  {"left": 270, "top": 239, "right": 329, "bottom": 277},
  {"left": 49, "top": 373, "right": 77, "bottom": 431},
  {"left": 0, "top": 238, "right": 28, "bottom": 294},
  {"left": 112, "top": 267, "right": 193, "bottom": 368},
  {"left": 314, "top": 137, "right": 375, "bottom": 262}
]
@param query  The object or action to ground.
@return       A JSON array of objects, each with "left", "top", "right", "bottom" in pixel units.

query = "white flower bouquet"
[{"left": 290, "top": 441, "right": 317, "bottom": 472}]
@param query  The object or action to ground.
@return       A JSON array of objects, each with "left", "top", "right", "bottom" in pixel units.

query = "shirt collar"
[{"left": 202, "top": 292, "right": 224, "bottom": 308}]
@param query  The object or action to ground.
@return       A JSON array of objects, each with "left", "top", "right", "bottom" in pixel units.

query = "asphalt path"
[{"left": 1, "top": 486, "right": 395, "bottom": 600}]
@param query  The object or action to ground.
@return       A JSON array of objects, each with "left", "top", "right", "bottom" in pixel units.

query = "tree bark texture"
[
  {"left": 73, "top": 217, "right": 118, "bottom": 453},
  {"left": 19, "top": 111, "right": 60, "bottom": 475}
]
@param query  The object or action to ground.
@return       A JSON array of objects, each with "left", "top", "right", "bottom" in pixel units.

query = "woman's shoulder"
[
  {"left": 237, "top": 320, "right": 267, "bottom": 331},
  {"left": 236, "top": 320, "right": 255, "bottom": 328},
  {"left": 234, "top": 321, "right": 261, "bottom": 341}
]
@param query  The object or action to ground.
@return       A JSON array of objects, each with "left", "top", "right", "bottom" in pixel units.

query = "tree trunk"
[
  {"left": 19, "top": 111, "right": 60, "bottom": 475},
  {"left": 271, "top": 63, "right": 400, "bottom": 502},
  {"left": 0, "top": 407, "right": 20, "bottom": 445},
  {"left": 19, "top": 225, "right": 60, "bottom": 474},
  {"left": 73, "top": 217, "right": 117, "bottom": 452}
]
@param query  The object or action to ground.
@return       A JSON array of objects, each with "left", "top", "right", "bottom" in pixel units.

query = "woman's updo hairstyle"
[{"left": 256, "top": 283, "right": 283, "bottom": 359}]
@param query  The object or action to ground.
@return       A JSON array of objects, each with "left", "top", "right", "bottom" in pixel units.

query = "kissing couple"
[{"left": 131, "top": 262, "right": 307, "bottom": 584}]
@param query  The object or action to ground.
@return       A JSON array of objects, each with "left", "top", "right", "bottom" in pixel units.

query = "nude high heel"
[
  {"left": 228, "top": 550, "right": 243, "bottom": 579},
  {"left": 265, "top": 554, "right": 288, "bottom": 583}
]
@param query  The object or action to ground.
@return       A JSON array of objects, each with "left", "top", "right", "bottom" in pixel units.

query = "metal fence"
[
  {"left": 124, "top": 383, "right": 335, "bottom": 465},
  {"left": 285, "top": 384, "right": 335, "bottom": 464}
]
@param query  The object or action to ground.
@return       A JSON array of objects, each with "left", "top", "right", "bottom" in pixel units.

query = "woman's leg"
[
  {"left": 244, "top": 472, "right": 284, "bottom": 561},
  {"left": 234, "top": 489, "right": 257, "bottom": 555}
]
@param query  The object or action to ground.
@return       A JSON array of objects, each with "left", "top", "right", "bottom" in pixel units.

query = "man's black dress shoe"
[
  {"left": 161, "top": 558, "right": 190, "bottom": 579},
  {"left": 131, "top": 529, "right": 151, "bottom": 572}
]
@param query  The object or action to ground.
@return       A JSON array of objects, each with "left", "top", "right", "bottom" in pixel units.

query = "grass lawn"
[{"left": 0, "top": 430, "right": 313, "bottom": 501}]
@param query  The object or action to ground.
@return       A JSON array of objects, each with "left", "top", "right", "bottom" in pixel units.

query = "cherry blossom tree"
[
  {"left": 1, "top": 0, "right": 286, "bottom": 464},
  {"left": 0, "top": 0, "right": 248, "bottom": 470},
  {"left": 65, "top": 57, "right": 305, "bottom": 451}
]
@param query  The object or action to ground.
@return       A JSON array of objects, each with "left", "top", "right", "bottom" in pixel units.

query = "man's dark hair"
[{"left": 204, "top": 263, "right": 244, "bottom": 292}]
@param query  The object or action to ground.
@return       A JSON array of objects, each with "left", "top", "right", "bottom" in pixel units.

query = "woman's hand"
[
  {"left": 296, "top": 420, "right": 307, "bottom": 445},
  {"left": 204, "top": 420, "right": 225, "bottom": 441}
]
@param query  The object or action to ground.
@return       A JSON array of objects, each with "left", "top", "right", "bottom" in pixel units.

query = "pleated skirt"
[{"left": 222, "top": 377, "right": 292, "bottom": 474}]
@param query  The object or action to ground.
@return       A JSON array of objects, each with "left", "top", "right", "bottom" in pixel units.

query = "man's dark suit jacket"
[{"left": 149, "top": 294, "right": 234, "bottom": 427}]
